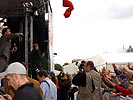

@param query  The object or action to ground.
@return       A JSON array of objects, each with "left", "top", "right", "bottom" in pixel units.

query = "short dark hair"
[
  {"left": 33, "top": 43, "right": 38, "bottom": 49},
  {"left": 86, "top": 61, "right": 94, "bottom": 70},
  {"left": 37, "top": 70, "right": 48, "bottom": 77},
  {"left": 2, "top": 27, "right": 10, "bottom": 35}
]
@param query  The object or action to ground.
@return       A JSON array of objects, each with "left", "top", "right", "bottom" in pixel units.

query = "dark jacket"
[
  {"left": 0, "top": 33, "right": 22, "bottom": 61},
  {"left": 30, "top": 49, "right": 42, "bottom": 70},
  {"left": 13, "top": 83, "right": 42, "bottom": 100},
  {"left": 72, "top": 72, "right": 86, "bottom": 87},
  {"left": 72, "top": 70, "right": 103, "bottom": 100},
  {"left": 60, "top": 79, "right": 71, "bottom": 100},
  {"left": 4, "top": 77, "right": 43, "bottom": 98}
]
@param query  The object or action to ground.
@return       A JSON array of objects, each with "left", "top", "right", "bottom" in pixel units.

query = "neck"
[{"left": 18, "top": 77, "right": 29, "bottom": 87}]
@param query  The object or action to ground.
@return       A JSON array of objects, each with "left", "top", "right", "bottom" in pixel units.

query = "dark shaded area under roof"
[
  {"left": 0, "top": 0, "right": 49, "bottom": 64},
  {"left": 0, "top": 0, "right": 44, "bottom": 17}
]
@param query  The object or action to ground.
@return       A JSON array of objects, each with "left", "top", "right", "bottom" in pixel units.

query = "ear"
[
  {"left": 42, "top": 76, "right": 45, "bottom": 79},
  {"left": 13, "top": 73, "right": 18, "bottom": 80}
]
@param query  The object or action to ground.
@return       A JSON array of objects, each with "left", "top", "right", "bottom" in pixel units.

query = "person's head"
[
  {"left": 58, "top": 72, "right": 65, "bottom": 79},
  {"left": 33, "top": 43, "right": 39, "bottom": 50},
  {"left": 125, "top": 71, "right": 132, "bottom": 79},
  {"left": 0, "top": 62, "right": 27, "bottom": 90},
  {"left": 2, "top": 27, "right": 11, "bottom": 35},
  {"left": 48, "top": 71, "right": 55, "bottom": 79},
  {"left": 63, "top": 74, "right": 70, "bottom": 80},
  {"left": 128, "top": 81, "right": 133, "bottom": 92},
  {"left": 36, "top": 70, "right": 48, "bottom": 83},
  {"left": 116, "top": 74, "right": 126, "bottom": 81},
  {"left": 84, "top": 61, "right": 94, "bottom": 72}
]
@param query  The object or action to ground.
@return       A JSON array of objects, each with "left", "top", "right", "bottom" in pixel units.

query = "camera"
[
  {"left": 0, "top": 89, "right": 9, "bottom": 100},
  {"left": 60, "top": 73, "right": 65, "bottom": 78},
  {"left": 75, "top": 61, "right": 85, "bottom": 69}
]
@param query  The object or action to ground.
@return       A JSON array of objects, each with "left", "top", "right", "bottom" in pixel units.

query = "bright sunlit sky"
[{"left": 51, "top": 0, "right": 133, "bottom": 65}]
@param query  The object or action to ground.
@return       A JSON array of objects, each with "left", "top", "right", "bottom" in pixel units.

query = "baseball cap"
[
  {"left": 48, "top": 71, "right": 55, "bottom": 78},
  {"left": 0, "top": 62, "right": 26, "bottom": 76}
]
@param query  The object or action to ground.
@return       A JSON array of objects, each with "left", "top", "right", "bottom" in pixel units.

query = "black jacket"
[
  {"left": 30, "top": 49, "right": 42, "bottom": 70},
  {"left": 13, "top": 83, "right": 42, "bottom": 100},
  {"left": 72, "top": 72, "right": 86, "bottom": 87}
]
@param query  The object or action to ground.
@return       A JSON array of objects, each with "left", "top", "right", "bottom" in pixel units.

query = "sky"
[{"left": 50, "top": 0, "right": 133, "bottom": 65}]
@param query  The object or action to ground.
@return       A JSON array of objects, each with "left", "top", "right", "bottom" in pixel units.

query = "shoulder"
[
  {"left": 28, "top": 77, "right": 40, "bottom": 85},
  {"left": 41, "top": 80, "right": 49, "bottom": 87},
  {"left": 14, "top": 86, "right": 41, "bottom": 100},
  {"left": 86, "top": 70, "right": 101, "bottom": 78}
]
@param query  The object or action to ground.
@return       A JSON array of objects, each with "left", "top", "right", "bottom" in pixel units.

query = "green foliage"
[
  {"left": 54, "top": 63, "right": 63, "bottom": 71},
  {"left": 63, "top": 62, "right": 69, "bottom": 66}
]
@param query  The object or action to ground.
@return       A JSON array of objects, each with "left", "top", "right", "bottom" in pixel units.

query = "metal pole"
[
  {"left": 25, "top": 13, "right": 28, "bottom": 66},
  {"left": 30, "top": 16, "right": 33, "bottom": 51}
]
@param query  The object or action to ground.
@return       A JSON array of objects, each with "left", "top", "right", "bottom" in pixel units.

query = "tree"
[
  {"left": 54, "top": 63, "right": 63, "bottom": 71},
  {"left": 63, "top": 62, "right": 69, "bottom": 66}
]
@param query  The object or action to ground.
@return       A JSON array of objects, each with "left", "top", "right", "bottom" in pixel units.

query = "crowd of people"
[
  {"left": 0, "top": 27, "right": 132, "bottom": 100},
  {"left": 100, "top": 63, "right": 133, "bottom": 100},
  {"left": 0, "top": 62, "right": 74, "bottom": 100},
  {"left": 0, "top": 61, "right": 132, "bottom": 100}
]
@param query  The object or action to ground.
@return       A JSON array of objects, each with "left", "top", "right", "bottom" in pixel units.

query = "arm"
[
  {"left": 124, "top": 67, "right": 133, "bottom": 75},
  {"left": 119, "top": 65, "right": 133, "bottom": 75},
  {"left": 104, "top": 77, "right": 133, "bottom": 95},
  {"left": 0, "top": 33, "right": 23, "bottom": 44},
  {"left": 114, "top": 69, "right": 122, "bottom": 75},
  {"left": 112, "top": 63, "right": 121, "bottom": 75},
  {"left": 72, "top": 72, "right": 86, "bottom": 87},
  {"left": 114, "top": 84, "right": 133, "bottom": 95}
]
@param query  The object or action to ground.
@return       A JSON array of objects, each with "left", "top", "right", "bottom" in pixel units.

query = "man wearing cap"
[
  {"left": 0, "top": 62, "right": 42, "bottom": 100},
  {"left": 4, "top": 62, "right": 43, "bottom": 98},
  {"left": 48, "top": 71, "right": 56, "bottom": 84}
]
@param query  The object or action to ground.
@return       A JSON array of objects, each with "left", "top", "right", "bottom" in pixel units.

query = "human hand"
[
  {"left": 0, "top": 95, "right": 4, "bottom": 100},
  {"left": 42, "top": 52, "right": 45, "bottom": 56},
  {"left": 101, "top": 66, "right": 106, "bottom": 73},
  {"left": 20, "top": 33, "right": 24, "bottom": 37},
  {"left": 3, "top": 94, "right": 12, "bottom": 100},
  {"left": 104, "top": 77, "right": 116, "bottom": 87},
  {"left": 127, "top": 62, "right": 130, "bottom": 68},
  {"left": 119, "top": 65, "right": 128, "bottom": 72},
  {"left": 111, "top": 93, "right": 118, "bottom": 97},
  {"left": 112, "top": 63, "right": 117, "bottom": 69}
]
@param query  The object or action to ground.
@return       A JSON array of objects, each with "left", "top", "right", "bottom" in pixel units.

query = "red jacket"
[{"left": 115, "top": 84, "right": 133, "bottom": 95}]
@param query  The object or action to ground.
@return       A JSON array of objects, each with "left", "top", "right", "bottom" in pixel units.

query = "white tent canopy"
[
  {"left": 63, "top": 63, "right": 78, "bottom": 74},
  {"left": 63, "top": 53, "right": 133, "bottom": 74},
  {"left": 83, "top": 53, "right": 133, "bottom": 71}
]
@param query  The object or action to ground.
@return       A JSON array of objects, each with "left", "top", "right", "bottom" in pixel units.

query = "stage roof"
[{"left": 0, "top": 0, "right": 44, "bottom": 17}]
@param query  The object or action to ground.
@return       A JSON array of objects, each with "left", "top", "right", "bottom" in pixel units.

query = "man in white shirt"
[{"left": 37, "top": 70, "right": 57, "bottom": 100}]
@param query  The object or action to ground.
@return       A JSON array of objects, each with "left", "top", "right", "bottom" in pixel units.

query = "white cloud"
[{"left": 51, "top": 0, "right": 133, "bottom": 64}]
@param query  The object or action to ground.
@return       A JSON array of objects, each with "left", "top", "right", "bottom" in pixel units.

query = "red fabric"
[
  {"left": 104, "top": 94, "right": 107, "bottom": 100},
  {"left": 115, "top": 84, "right": 133, "bottom": 95},
  {"left": 63, "top": 0, "right": 74, "bottom": 18}
]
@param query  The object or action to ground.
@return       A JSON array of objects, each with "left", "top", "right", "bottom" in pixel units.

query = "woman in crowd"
[{"left": 59, "top": 73, "right": 71, "bottom": 100}]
